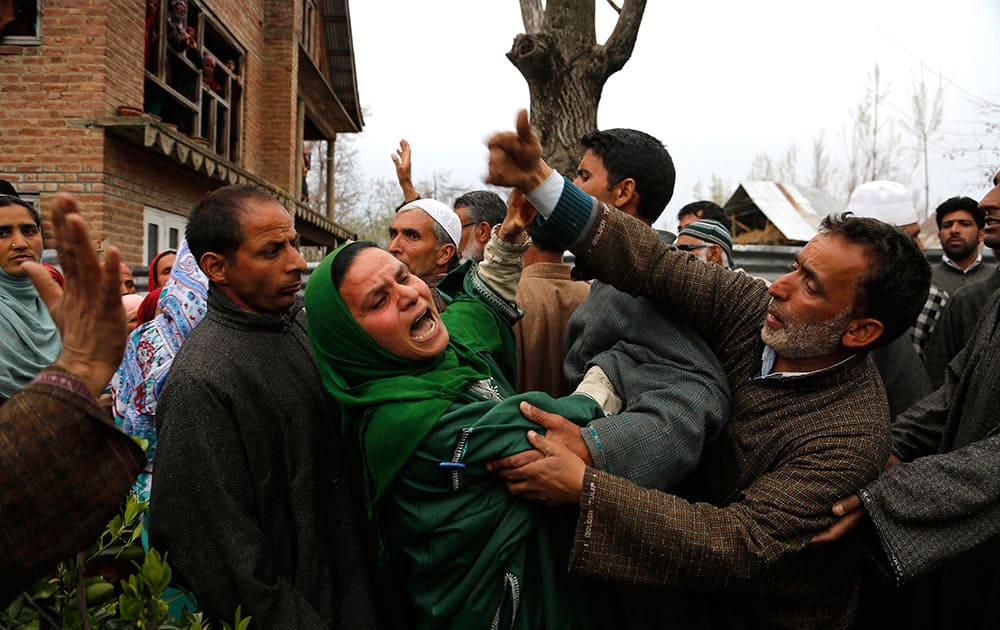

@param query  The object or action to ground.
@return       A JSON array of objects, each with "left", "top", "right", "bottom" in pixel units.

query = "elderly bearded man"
[{"left": 485, "top": 111, "right": 930, "bottom": 629}]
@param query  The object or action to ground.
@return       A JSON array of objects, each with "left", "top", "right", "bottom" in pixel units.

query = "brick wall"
[
  {"left": 258, "top": 0, "right": 299, "bottom": 193},
  {"left": 1, "top": 1, "right": 120, "bottom": 250},
  {"left": 0, "top": 0, "right": 332, "bottom": 265}
]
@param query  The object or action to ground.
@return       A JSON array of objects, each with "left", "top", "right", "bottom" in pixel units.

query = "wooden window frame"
[{"left": 143, "top": 0, "right": 245, "bottom": 164}]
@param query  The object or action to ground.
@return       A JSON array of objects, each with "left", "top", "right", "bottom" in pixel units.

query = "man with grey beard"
[
  {"left": 453, "top": 190, "right": 506, "bottom": 262},
  {"left": 485, "top": 110, "right": 933, "bottom": 629}
]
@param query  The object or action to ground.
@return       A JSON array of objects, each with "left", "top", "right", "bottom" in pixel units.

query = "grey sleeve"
[
  {"left": 581, "top": 339, "right": 730, "bottom": 491},
  {"left": 860, "top": 428, "right": 1000, "bottom": 585},
  {"left": 889, "top": 341, "right": 969, "bottom": 461}
]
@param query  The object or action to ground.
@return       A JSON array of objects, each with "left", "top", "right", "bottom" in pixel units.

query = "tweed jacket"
[
  {"left": 0, "top": 368, "right": 145, "bottom": 599},
  {"left": 563, "top": 230, "right": 730, "bottom": 492},
  {"left": 514, "top": 261, "right": 590, "bottom": 398},
  {"left": 861, "top": 289, "right": 1000, "bottom": 627},
  {"left": 923, "top": 267, "right": 1000, "bottom": 389},
  {"left": 151, "top": 289, "right": 375, "bottom": 629},
  {"left": 536, "top": 180, "right": 891, "bottom": 629}
]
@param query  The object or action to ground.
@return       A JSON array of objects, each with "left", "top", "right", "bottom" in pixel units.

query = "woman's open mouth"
[{"left": 410, "top": 308, "right": 438, "bottom": 341}]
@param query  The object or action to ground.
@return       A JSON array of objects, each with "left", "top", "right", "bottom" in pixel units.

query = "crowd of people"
[{"left": 1, "top": 108, "right": 999, "bottom": 629}]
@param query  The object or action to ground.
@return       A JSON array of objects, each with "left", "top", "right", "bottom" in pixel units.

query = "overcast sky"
[{"left": 346, "top": 0, "right": 1000, "bottom": 231}]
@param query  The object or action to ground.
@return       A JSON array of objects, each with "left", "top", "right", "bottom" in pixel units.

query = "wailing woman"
[{"left": 305, "top": 197, "right": 611, "bottom": 629}]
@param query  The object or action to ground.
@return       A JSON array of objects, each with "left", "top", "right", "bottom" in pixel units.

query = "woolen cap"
[
  {"left": 678, "top": 218, "right": 733, "bottom": 266},
  {"left": 847, "top": 181, "right": 918, "bottom": 227},
  {"left": 398, "top": 199, "right": 462, "bottom": 248}
]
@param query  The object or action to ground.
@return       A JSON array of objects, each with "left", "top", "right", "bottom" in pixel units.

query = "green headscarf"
[{"left": 305, "top": 243, "right": 503, "bottom": 511}]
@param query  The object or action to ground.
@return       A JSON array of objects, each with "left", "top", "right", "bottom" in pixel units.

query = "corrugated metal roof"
[
  {"left": 320, "top": 0, "right": 363, "bottom": 130},
  {"left": 796, "top": 186, "right": 845, "bottom": 218},
  {"left": 725, "top": 181, "right": 827, "bottom": 242}
]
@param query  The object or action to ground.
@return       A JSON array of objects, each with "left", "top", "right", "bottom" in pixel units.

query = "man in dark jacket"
[
  {"left": 486, "top": 111, "right": 931, "bottom": 629},
  {"left": 151, "top": 186, "right": 374, "bottom": 628},
  {"left": 814, "top": 169, "right": 1000, "bottom": 630}
]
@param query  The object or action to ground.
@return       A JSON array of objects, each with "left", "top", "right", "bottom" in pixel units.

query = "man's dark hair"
[
  {"left": 677, "top": 200, "right": 727, "bottom": 225},
  {"left": 428, "top": 219, "right": 459, "bottom": 272},
  {"left": 580, "top": 128, "right": 675, "bottom": 223},
  {"left": 454, "top": 190, "right": 505, "bottom": 227},
  {"left": 934, "top": 196, "right": 984, "bottom": 229},
  {"left": 186, "top": 184, "right": 277, "bottom": 263},
  {"left": 526, "top": 219, "right": 565, "bottom": 254},
  {"left": 820, "top": 213, "right": 931, "bottom": 349}
]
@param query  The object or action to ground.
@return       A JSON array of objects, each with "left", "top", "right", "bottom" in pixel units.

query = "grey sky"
[{"left": 347, "top": 0, "right": 1000, "bottom": 230}]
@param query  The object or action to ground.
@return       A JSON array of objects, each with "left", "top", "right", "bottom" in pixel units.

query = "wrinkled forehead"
[
  {"left": 393, "top": 208, "right": 434, "bottom": 232},
  {"left": 238, "top": 199, "right": 295, "bottom": 234},
  {"left": 801, "top": 232, "right": 867, "bottom": 275},
  {"left": 339, "top": 248, "right": 405, "bottom": 304}
]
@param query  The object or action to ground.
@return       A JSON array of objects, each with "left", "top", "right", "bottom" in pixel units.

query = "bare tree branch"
[
  {"left": 518, "top": 0, "right": 544, "bottom": 34},
  {"left": 603, "top": 0, "right": 646, "bottom": 74},
  {"left": 605, "top": 0, "right": 622, "bottom": 13},
  {"left": 507, "top": 0, "right": 646, "bottom": 175}
]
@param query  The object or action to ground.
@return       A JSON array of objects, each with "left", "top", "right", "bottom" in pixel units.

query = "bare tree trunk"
[{"left": 508, "top": 0, "right": 646, "bottom": 176}]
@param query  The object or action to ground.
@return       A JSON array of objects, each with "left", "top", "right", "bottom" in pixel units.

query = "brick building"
[{"left": 0, "top": 0, "right": 362, "bottom": 269}]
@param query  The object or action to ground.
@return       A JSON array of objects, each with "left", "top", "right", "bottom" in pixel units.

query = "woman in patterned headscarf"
[{"left": 112, "top": 238, "right": 207, "bottom": 503}]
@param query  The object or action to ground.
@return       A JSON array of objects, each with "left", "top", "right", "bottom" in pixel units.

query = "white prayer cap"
[
  {"left": 397, "top": 199, "right": 462, "bottom": 247},
  {"left": 847, "top": 181, "right": 918, "bottom": 226}
]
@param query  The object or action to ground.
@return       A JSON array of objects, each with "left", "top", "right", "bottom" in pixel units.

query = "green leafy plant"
[{"left": 0, "top": 495, "right": 248, "bottom": 629}]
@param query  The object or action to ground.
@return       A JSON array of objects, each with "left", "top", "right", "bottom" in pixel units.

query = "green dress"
[{"left": 306, "top": 249, "right": 604, "bottom": 629}]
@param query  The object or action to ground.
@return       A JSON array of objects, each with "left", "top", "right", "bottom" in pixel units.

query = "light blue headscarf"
[{"left": 0, "top": 266, "right": 61, "bottom": 398}]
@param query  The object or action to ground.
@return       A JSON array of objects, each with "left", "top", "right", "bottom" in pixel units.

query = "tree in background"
[
  {"left": 306, "top": 135, "right": 501, "bottom": 245},
  {"left": 844, "top": 64, "right": 906, "bottom": 198},
  {"left": 904, "top": 72, "right": 945, "bottom": 220},
  {"left": 808, "top": 132, "right": 837, "bottom": 191},
  {"left": 945, "top": 83, "right": 999, "bottom": 182},
  {"left": 507, "top": 0, "right": 647, "bottom": 176},
  {"left": 748, "top": 153, "right": 776, "bottom": 181},
  {"left": 691, "top": 174, "right": 732, "bottom": 206},
  {"left": 748, "top": 145, "right": 800, "bottom": 185}
]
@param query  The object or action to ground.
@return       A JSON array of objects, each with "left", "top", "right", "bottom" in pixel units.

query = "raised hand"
[
  {"left": 486, "top": 110, "right": 552, "bottom": 192},
  {"left": 20, "top": 194, "right": 126, "bottom": 396},
  {"left": 497, "top": 189, "right": 537, "bottom": 243},
  {"left": 391, "top": 139, "right": 419, "bottom": 203}
]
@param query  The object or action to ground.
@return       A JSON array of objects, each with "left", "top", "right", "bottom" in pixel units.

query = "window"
[
  {"left": 144, "top": 207, "right": 187, "bottom": 265},
  {"left": 300, "top": 0, "right": 317, "bottom": 54},
  {"left": 0, "top": 0, "right": 42, "bottom": 45},
  {"left": 143, "top": 0, "right": 244, "bottom": 163}
]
